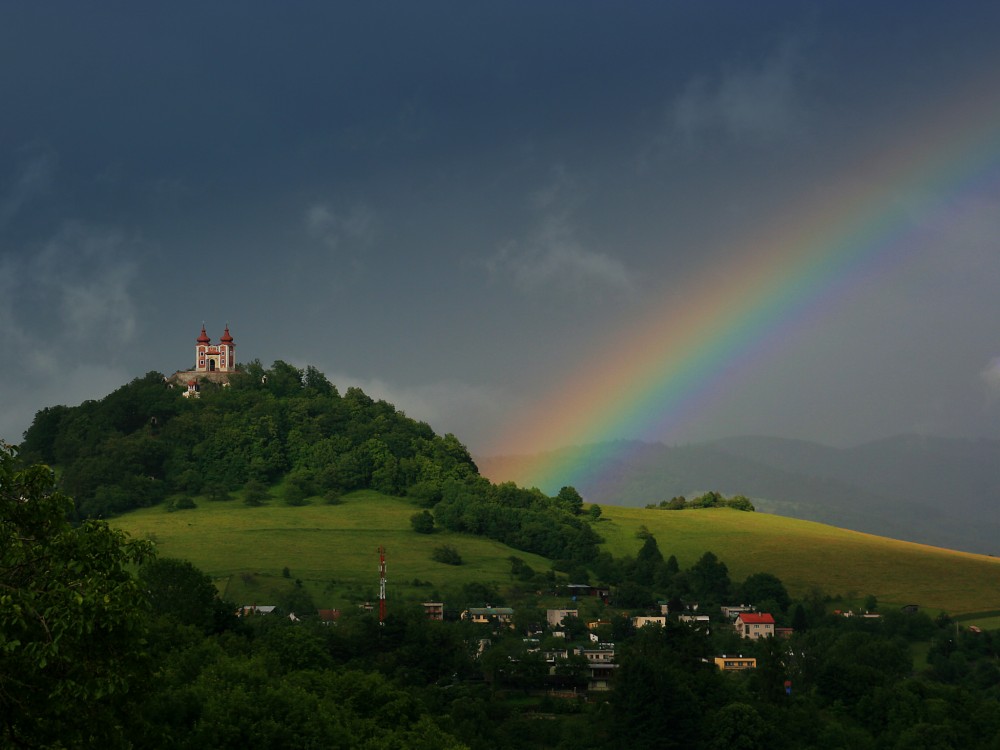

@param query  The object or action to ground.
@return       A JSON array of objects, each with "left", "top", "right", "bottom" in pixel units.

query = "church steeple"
[
  {"left": 172, "top": 323, "right": 239, "bottom": 398},
  {"left": 194, "top": 323, "right": 236, "bottom": 373}
]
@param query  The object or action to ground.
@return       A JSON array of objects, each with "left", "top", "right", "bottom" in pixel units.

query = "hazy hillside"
[
  {"left": 710, "top": 434, "right": 1000, "bottom": 554},
  {"left": 22, "top": 362, "right": 1000, "bottom": 556},
  {"left": 712, "top": 434, "right": 1000, "bottom": 515},
  {"left": 112, "top": 488, "right": 1000, "bottom": 616},
  {"left": 479, "top": 435, "right": 1000, "bottom": 555}
]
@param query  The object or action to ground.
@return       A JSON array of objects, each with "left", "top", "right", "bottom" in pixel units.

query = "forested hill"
[
  {"left": 19, "top": 361, "right": 481, "bottom": 519},
  {"left": 18, "top": 361, "right": 603, "bottom": 564}
]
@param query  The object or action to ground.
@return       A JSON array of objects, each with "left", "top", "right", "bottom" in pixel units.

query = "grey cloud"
[
  {"left": 1, "top": 223, "right": 139, "bottom": 364},
  {"left": 981, "top": 358, "right": 1000, "bottom": 391},
  {"left": 0, "top": 145, "right": 56, "bottom": 227},
  {"left": 0, "top": 222, "right": 141, "bottom": 442},
  {"left": 670, "top": 43, "right": 802, "bottom": 142},
  {"left": 35, "top": 224, "right": 139, "bottom": 346},
  {"left": 486, "top": 170, "right": 634, "bottom": 296},
  {"left": 305, "top": 202, "right": 377, "bottom": 252},
  {"left": 488, "top": 215, "right": 634, "bottom": 296}
]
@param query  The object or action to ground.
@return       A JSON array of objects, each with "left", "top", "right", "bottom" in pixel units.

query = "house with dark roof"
[{"left": 462, "top": 607, "right": 515, "bottom": 629}]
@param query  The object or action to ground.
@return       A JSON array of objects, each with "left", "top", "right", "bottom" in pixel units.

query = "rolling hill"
[
  {"left": 478, "top": 434, "right": 1000, "bottom": 555},
  {"left": 112, "top": 489, "right": 1000, "bottom": 617},
  {"left": 23, "top": 365, "right": 1000, "bottom": 617}
]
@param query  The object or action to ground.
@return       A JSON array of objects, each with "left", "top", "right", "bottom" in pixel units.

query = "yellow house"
[
  {"left": 462, "top": 607, "right": 515, "bottom": 628},
  {"left": 714, "top": 655, "right": 757, "bottom": 671}
]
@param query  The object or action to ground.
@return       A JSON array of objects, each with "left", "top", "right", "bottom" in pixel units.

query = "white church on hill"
[
  {"left": 195, "top": 323, "right": 236, "bottom": 373},
  {"left": 168, "top": 324, "right": 238, "bottom": 397}
]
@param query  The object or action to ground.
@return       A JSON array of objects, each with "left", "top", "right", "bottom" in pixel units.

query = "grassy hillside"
[
  {"left": 113, "top": 493, "right": 1000, "bottom": 616},
  {"left": 596, "top": 505, "right": 1000, "bottom": 616},
  {"left": 477, "top": 439, "right": 1000, "bottom": 556},
  {"left": 114, "top": 491, "right": 553, "bottom": 609}
]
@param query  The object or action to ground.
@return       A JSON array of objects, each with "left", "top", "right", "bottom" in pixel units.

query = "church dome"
[{"left": 197, "top": 325, "right": 211, "bottom": 345}]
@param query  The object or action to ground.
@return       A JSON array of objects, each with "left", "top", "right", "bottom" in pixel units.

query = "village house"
[
  {"left": 632, "top": 615, "right": 667, "bottom": 629},
  {"left": 542, "top": 644, "right": 618, "bottom": 692},
  {"left": 422, "top": 602, "right": 444, "bottom": 621},
  {"left": 736, "top": 612, "right": 775, "bottom": 639},
  {"left": 678, "top": 614, "right": 711, "bottom": 630},
  {"left": 714, "top": 655, "right": 757, "bottom": 671},
  {"left": 462, "top": 607, "right": 515, "bottom": 629},
  {"left": 546, "top": 608, "right": 578, "bottom": 628},
  {"left": 720, "top": 604, "right": 755, "bottom": 620},
  {"left": 564, "top": 583, "right": 611, "bottom": 599},
  {"left": 317, "top": 609, "right": 340, "bottom": 625},
  {"left": 582, "top": 645, "right": 617, "bottom": 691},
  {"left": 236, "top": 604, "right": 276, "bottom": 617}
]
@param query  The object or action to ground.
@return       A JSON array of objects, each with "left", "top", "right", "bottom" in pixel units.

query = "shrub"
[
  {"left": 725, "top": 495, "right": 755, "bottom": 512},
  {"left": 243, "top": 479, "right": 270, "bottom": 507},
  {"left": 410, "top": 510, "right": 435, "bottom": 534},
  {"left": 166, "top": 496, "right": 196, "bottom": 513},
  {"left": 431, "top": 545, "right": 462, "bottom": 566},
  {"left": 285, "top": 468, "right": 316, "bottom": 505},
  {"left": 205, "top": 482, "right": 232, "bottom": 502}
]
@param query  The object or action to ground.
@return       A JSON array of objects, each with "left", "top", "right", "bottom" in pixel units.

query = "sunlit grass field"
[
  {"left": 114, "top": 491, "right": 553, "bottom": 609},
  {"left": 595, "top": 505, "right": 1000, "bottom": 616},
  {"left": 113, "top": 493, "right": 1000, "bottom": 616}
]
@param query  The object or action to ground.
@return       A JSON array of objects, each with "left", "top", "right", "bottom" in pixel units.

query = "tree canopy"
[
  {"left": 19, "top": 363, "right": 480, "bottom": 519},
  {"left": 0, "top": 443, "right": 153, "bottom": 747}
]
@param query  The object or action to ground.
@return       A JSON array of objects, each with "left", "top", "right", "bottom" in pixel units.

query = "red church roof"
[
  {"left": 197, "top": 325, "right": 211, "bottom": 344},
  {"left": 220, "top": 325, "right": 234, "bottom": 344}
]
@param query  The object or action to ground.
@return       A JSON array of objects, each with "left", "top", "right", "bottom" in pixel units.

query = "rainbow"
[{"left": 486, "top": 81, "right": 1000, "bottom": 494}]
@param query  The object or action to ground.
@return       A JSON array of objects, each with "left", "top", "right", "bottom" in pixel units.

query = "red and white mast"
[{"left": 377, "top": 546, "right": 387, "bottom": 624}]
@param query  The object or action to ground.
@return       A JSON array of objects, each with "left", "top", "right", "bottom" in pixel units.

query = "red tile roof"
[{"left": 738, "top": 613, "right": 775, "bottom": 625}]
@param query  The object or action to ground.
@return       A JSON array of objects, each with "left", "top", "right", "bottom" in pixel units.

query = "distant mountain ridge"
[{"left": 477, "top": 434, "right": 1000, "bottom": 555}]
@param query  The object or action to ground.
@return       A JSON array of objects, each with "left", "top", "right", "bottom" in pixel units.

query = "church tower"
[{"left": 195, "top": 324, "right": 236, "bottom": 373}]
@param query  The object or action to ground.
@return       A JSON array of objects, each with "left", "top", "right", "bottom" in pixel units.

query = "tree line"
[
  {"left": 6, "top": 442, "right": 1000, "bottom": 749},
  {"left": 19, "top": 362, "right": 481, "bottom": 518},
  {"left": 19, "top": 363, "right": 607, "bottom": 567}
]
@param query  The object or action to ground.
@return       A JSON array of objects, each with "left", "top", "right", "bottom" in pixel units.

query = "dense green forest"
[
  {"left": 19, "top": 362, "right": 479, "bottom": 517},
  {"left": 7, "top": 365, "right": 1000, "bottom": 747},
  {"left": 19, "top": 362, "right": 601, "bottom": 563},
  {"left": 5, "top": 444, "right": 1000, "bottom": 749}
]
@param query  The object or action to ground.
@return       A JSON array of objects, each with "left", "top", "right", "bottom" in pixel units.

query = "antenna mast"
[{"left": 377, "top": 546, "right": 387, "bottom": 624}]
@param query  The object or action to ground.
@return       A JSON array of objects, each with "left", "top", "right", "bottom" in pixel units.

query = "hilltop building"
[
  {"left": 167, "top": 324, "right": 239, "bottom": 397},
  {"left": 195, "top": 324, "right": 235, "bottom": 373}
]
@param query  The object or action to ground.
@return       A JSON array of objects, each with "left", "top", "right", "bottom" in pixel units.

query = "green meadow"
[
  {"left": 115, "top": 491, "right": 553, "bottom": 609},
  {"left": 596, "top": 505, "right": 1000, "bottom": 616},
  {"left": 113, "top": 493, "right": 1000, "bottom": 617}
]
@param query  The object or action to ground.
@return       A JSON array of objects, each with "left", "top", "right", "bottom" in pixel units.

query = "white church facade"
[
  {"left": 195, "top": 324, "right": 236, "bottom": 373},
  {"left": 168, "top": 324, "right": 238, "bottom": 397}
]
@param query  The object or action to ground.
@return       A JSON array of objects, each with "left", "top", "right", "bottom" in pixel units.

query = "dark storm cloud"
[{"left": 3, "top": 2, "right": 1000, "bottom": 454}]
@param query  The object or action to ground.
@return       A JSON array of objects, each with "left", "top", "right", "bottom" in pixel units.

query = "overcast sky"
[{"left": 4, "top": 2, "right": 1000, "bottom": 457}]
